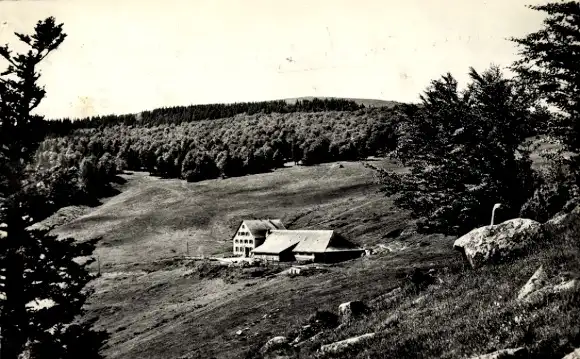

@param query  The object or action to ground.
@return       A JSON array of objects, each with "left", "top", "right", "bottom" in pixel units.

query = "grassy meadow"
[
  {"left": 42, "top": 158, "right": 459, "bottom": 359},
  {"left": 40, "top": 140, "right": 579, "bottom": 359}
]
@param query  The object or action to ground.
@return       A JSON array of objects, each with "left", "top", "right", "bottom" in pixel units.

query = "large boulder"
[
  {"left": 338, "top": 301, "right": 370, "bottom": 323},
  {"left": 563, "top": 348, "right": 580, "bottom": 359},
  {"left": 453, "top": 219, "right": 544, "bottom": 269},
  {"left": 517, "top": 265, "right": 579, "bottom": 303}
]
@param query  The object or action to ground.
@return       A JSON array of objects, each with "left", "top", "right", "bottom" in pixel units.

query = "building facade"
[{"left": 232, "top": 219, "right": 286, "bottom": 257}]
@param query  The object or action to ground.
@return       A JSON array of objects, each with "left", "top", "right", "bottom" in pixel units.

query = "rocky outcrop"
[
  {"left": 517, "top": 265, "right": 579, "bottom": 303},
  {"left": 319, "top": 333, "right": 376, "bottom": 354},
  {"left": 261, "top": 336, "right": 297, "bottom": 359},
  {"left": 369, "top": 287, "right": 403, "bottom": 310},
  {"left": 454, "top": 219, "right": 543, "bottom": 268},
  {"left": 338, "top": 301, "right": 369, "bottom": 323},
  {"left": 517, "top": 265, "right": 548, "bottom": 301},
  {"left": 469, "top": 347, "right": 527, "bottom": 359}
]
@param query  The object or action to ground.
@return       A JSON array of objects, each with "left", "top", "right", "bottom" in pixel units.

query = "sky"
[{"left": 0, "top": 0, "right": 549, "bottom": 119}]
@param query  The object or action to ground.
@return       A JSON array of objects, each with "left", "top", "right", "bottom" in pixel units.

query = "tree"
[
  {"left": 511, "top": 1, "right": 580, "bottom": 162},
  {"left": 0, "top": 17, "right": 107, "bottom": 358},
  {"left": 79, "top": 155, "right": 98, "bottom": 194},
  {"left": 301, "top": 137, "right": 331, "bottom": 165},
  {"left": 97, "top": 152, "right": 116, "bottom": 180},
  {"left": 181, "top": 149, "right": 219, "bottom": 182},
  {"left": 272, "top": 149, "right": 284, "bottom": 168},
  {"left": 375, "top": 67, "right": 537, "bottom": 235}
]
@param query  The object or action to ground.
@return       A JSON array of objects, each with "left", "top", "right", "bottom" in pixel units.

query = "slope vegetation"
[{"left": 45, "top": 159, "right": 457, "bottom": 359}]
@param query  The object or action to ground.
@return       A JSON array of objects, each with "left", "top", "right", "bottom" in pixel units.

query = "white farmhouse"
[{"left": 231, "top": 219, "right": 286, "bottom": 257}]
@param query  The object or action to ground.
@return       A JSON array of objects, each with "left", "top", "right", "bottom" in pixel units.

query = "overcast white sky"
[{"left": 0, "top": 0, "right": 548, "bottom": 119}]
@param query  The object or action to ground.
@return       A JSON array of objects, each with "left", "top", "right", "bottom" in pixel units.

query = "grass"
[
  {"left": 45, "top": 158, "right": 454, "bottom": 359},
  {"left": 44, "top": 147, "right": 579, "bottom": 358},
  {"left": 52, "top": 159, "right": 408, "bottom": 268},
  {"left": 288, "top": 224, "right": 580, "bottom": 359}
]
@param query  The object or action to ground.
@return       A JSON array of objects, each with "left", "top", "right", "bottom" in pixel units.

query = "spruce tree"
[
  {"left": 512, "top": 1, "right": 580, "bottom": 162},
  {"left": 0, "top": 17, "right": 107, "bottom": 359},
  {"left": 375, "top": 66, "right": 538, "bottom": 235}
]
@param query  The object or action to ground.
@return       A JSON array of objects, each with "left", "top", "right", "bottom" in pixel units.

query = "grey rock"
[
  {"left": 319, "top": 333, "right": 376, "bottom": 354},
  {"left": 338, "top": 300, "right": 370, "bottom": 323},
  {"left": 454, "top": 219, "right": 543, "bottom": 269},
  {"left": 517, "top": 265, "right": 548, "bottom": 301}
]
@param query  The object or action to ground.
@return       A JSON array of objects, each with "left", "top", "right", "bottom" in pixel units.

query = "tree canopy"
[{"left": 374, "top": 66, "right": 540, "bottom": 235}]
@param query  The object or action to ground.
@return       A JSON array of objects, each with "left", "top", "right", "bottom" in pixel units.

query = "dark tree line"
[{"left": 45, "top": 98, "right": 365, "bottom": 135}]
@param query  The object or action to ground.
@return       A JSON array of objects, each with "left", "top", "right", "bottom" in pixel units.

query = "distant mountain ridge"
[{"left": 284, "top": 96, "right": 402, "bottom": 108}]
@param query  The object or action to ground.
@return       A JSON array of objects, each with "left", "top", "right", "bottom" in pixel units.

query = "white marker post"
[{"left": 491, "top": 203, "right": 502, "bottom": 226}]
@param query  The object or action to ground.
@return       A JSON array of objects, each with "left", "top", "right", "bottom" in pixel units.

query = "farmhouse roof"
[
  {"left": 242, "top": 219, "right": 286, "bottom": 239},
  {"left": 252, "top": 229, "right": 363, "bottom": 255},
  {"left": 252, "top": 231, "right": 302, "bottom": 254},
  {"left": 290, "top": 230, "right": 362, "bottom": 253}
]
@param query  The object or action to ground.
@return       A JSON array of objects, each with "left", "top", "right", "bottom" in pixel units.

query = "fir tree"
[
  {"left": 512, "top": 1, "right": 580, "bottom": 163},
  {"left": 0, "top": 17, "right": 107, "bottom": 359},
  {"left": 374, "top": 67, "right": 538, "bottom": 235}
]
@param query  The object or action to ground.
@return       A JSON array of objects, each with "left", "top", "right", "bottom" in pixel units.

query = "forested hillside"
[
  {"left": 45, "top": 98, "right": 366, "bottom": 133},
  {"left": 29, "top": 104, "right": 409, "bottom": 220}
]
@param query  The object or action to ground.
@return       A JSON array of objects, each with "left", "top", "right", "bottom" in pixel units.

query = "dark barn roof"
[{"left": 239, "top": 219, "right": 286, "bottom": 239}]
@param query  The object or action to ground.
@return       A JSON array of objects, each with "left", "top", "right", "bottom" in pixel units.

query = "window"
[{"left": 235, "top": 247, "right": 238, "bottom": 252}]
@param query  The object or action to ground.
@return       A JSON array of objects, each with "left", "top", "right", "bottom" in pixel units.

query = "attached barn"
[{"left": 252, "top": 229, "right": 364, "bottom": 263}]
